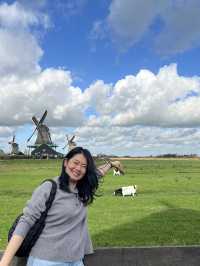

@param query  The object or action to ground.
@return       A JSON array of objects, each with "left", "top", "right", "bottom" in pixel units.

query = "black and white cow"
[{"left": 114, "top": 185, "right": 137, "bottom": 197}]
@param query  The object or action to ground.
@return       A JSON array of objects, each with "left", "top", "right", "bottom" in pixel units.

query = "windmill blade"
[
  {"left": 32, "top": 116, "right": 39, "bottom": 126},
  {"left": 8, "top": 135, "right": 14, "bottom": 144},
  {"left": 27, "top": 127, "right": 37, "bottom": 142},
  {"left": 39, "top": 110, "right": 47, "bottom": 124},
  {"left": 70, "top": 135, "right": 75, "bottom": 142},
  {"left": 28, "top": 114, "right": 46, "bottom": 143},
  {"left": 62, "top": 144, "right": 67, "bottom": 150},
  {"left": 27, "top": 121, "right": 44, "bottom": 142}
]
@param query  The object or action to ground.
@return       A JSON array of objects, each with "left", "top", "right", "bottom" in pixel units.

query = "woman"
[{"left": 0, "top": 147, "right": 123, "bottom": 266}]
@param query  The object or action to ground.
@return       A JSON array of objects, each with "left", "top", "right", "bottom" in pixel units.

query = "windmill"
[
  {"left": 27, "top": 110, "right": 61, "bottom": 158},
  {"left": 0, "top": 148, "right": 5, "bottom": 156},
  {"left": 27, "top": 110, "right": 52, "bottom": 146},
  {"left": 8, "top": 135, "right": 19, "bottom": 155},
  {"left": 63, "top": 135, "right": 77, "bottom": 151}
]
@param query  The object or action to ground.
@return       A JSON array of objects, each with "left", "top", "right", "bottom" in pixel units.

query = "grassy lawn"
[{"left": 1, "top": 158, "right": 200, "bottom": 249}]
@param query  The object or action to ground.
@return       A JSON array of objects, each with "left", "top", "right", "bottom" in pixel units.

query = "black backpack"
[{"left": 8, "top": 179, "right": 57, "bottom": 257}]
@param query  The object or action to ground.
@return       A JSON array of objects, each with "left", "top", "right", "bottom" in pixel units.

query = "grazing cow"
[{"left": 114, "top": 185, "right": 137, "bottom": 197}]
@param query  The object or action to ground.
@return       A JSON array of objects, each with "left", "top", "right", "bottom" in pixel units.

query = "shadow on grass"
[{"left": 92, "top": 207, "right": 200, "bottom": 247}]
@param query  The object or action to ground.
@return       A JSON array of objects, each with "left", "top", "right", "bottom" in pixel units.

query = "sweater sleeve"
[
  {"left": 95, "top": 168, "right": 103, "bottom": 180},
  {"left": 13, "top": 181, "right": 53, "bottom": 238}
]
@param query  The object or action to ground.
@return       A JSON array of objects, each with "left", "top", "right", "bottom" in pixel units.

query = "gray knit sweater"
[{"left": 14, "top": 177, "right": 93, "bottom": 262}]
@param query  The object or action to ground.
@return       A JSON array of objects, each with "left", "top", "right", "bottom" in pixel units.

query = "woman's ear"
[{"left": 64, "top": 159, "right": 68, "bottom": 168}]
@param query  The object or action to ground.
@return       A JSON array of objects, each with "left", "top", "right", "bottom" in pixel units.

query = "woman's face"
[{"left": 64, "top": 153, "right": 87, "bottom": 184}]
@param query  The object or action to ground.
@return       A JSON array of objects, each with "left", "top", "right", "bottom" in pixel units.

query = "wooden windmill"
[
  {"left": 27, "top": 110, "right": 61, "bottom": 158},
  {"left": 63, "top": 135, "right": 77, "bottom": 151},
  {"left": 27, "top": 110, "right": 53, "bottom": 146},
  {"left": 8, "top": 135, "right": 19, "bottom": 155}
]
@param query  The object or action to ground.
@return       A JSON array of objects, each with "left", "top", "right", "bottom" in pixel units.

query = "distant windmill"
[
  {"left": 8, "top": 135, "right": 19, "bottom": 155},
  {"left": 27, "top": 110, "right": 52, "bottom": 145},
  {"left": 0, "top": 148, "right": 5, "bottom": 156},
  {"left": 63, "top": 135, "right": 77, "bottom": 151}
]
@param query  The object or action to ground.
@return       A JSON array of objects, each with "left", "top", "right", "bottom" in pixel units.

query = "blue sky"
[{"left": 1, "top": 0, "right": 200, "bottom": 156}]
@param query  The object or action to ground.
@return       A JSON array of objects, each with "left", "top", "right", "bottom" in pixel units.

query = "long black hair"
[{"left": 59, "top": 147, "right": 99, "bottom": 205}]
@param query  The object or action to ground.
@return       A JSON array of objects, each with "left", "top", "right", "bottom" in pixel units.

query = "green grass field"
[{"left": 1, "top": 158, "right": 200, "bottom": 249}]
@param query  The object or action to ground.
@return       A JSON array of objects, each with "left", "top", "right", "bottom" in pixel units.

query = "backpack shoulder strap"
[{"left": 41, "top": 179, "right": 57, "bottom": 212}]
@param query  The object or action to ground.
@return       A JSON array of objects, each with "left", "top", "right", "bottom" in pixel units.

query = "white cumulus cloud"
[
  {"left": 93, "top": 0, "right": 200, "bottom": 55},
  {"left": 85, "top": 64, "right": 200, "bottom": 128}
]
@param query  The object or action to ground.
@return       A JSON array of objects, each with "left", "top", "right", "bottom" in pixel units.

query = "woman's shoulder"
[
  {"left": 41, "top": 176, "right": 59, "bottom": 186},
  {"left": 33, "top": 177, "right": 58, "bottom": 196}
]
